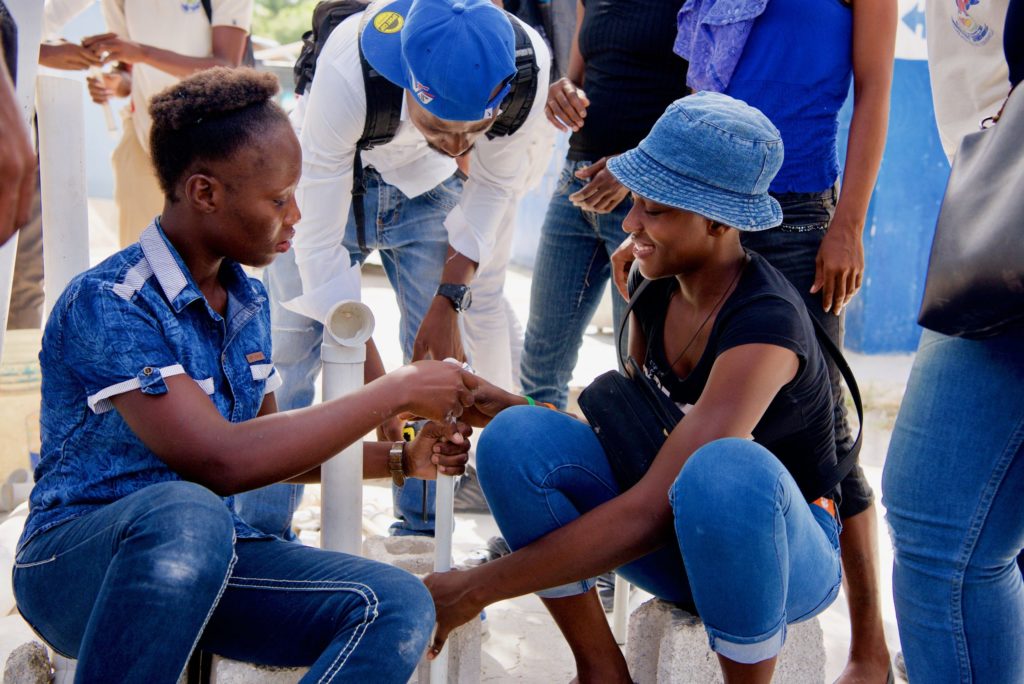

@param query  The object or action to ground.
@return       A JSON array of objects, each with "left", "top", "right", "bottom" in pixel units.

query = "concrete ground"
[{"left": 0, "top": 200, "right": 913, "bottom": 681}]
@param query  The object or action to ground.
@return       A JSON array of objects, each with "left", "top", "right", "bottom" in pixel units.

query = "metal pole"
[
  {"left": 36, "top": 74, "right": 90, "bottom": 319},
  {"left": 319, "top": 300, "right": 375, "bottom": 555}
]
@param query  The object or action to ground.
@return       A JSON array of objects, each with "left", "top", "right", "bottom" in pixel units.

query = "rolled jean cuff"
[
  {"left": 707, "top": 620, "right": 786, "bottom": 665},
  {"left": 535, "top": 577, "right": 597, "bottom": 600}
]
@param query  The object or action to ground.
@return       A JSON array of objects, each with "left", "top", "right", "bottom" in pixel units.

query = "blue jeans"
[
  {"left": 13, "top": 482, "right": 434, "bottom": 683},
  {"left": 235, "top": 169, "right": 461, "bottom": 539},
  {"left": 882, "top": 328, "right": 1024, "bottom": 683},
  {"left": 519, "top": 159, "right": 633, "bottom": 409},
  {"left": 477, "top": 407, "right": 842, "bottom": 664}
]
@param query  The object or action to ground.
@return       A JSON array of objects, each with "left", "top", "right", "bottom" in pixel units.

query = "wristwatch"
[
  {"left": 435, "top": 283, "right": 472, "bottom": 312},
  {"left": 389, "top": 441, "right": 407, "bottom": 487}
]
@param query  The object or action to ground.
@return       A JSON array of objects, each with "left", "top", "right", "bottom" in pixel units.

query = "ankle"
[{"left": 575, "top": 653, "right": 631, "bottom": 683}]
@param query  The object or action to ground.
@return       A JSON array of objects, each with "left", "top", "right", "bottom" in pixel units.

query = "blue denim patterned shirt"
[{"left": 20, "top": 222, "right": 282, "bottom": 551}]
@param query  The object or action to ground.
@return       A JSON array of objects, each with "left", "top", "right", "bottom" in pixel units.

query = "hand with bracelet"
[{"left": 391, "top": 420, "right": 474, "bottom": 486}]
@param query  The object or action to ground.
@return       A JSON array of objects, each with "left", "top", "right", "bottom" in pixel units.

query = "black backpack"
[
  {"left": 200, "top": 0, "right": 257, "bottom": 67},
  {"left": 292, "top": 0, "right": 540, "bottom": 251}
]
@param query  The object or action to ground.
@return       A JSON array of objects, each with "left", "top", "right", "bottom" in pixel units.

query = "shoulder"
[{"left": 715, "top": 253, "right": 814, "bottom": 355}]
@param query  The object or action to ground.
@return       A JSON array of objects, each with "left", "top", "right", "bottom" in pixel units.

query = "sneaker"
[
  {"left": 463, "top": 535, "right": 511, "bottom": 567},
  {"left": 893, "top": 652, "right": 906, "bottom": 681},
  {"left": 453, "top": 465, "right": 490, "bottom": 514},
  {"left": 597, "top": 572, "right": 617, "bottom": 612}
]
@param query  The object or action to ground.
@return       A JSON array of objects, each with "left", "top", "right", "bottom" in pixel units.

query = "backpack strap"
[
  {"left": 487, "top": 15, "right": 539, "bottom": 139},
  {"left": 351, "top": 37, "right": 403, "bottom": 253}
]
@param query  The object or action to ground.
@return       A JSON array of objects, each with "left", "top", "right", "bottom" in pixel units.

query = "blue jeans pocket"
[
  {"left": 423, "top": 174, "right": 464, "bottom": 213},
  {"left": 772, "top": 186, "right": 837, "bottom": 232}
]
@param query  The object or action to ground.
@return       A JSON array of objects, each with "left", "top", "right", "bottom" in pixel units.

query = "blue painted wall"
[{"left": 838, "top": 59, "right": 950, "bottom": 354}]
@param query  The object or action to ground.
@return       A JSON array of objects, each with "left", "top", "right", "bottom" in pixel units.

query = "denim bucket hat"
[{"left": 607, "top": 92, "right": 784, "bottom": 231}]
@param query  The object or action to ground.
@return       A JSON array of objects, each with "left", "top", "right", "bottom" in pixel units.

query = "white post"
[
  {"left": 429, "top": 472, "right": 456, "bottom": 683},
  {"left": 611, "top": 575, "right": 630, "bottom": 645},
  {"left": 0, "top": 0, "right": 44, "bottom": 359},
  {"left": 36, "top": 74, "right": 90, "bottom": 319},
  {"left": 319, "top": 300, "right": 375, "bottom": 555}
]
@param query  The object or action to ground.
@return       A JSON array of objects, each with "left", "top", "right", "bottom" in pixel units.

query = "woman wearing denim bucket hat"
[{"left": 423, "top": 92, "right": 845, "bottom": 682}]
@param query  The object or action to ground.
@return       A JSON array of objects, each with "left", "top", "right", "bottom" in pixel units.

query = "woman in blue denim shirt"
[
  {"left": 424, "top": 94, "right": 846, "bottom": 684},
  {"left": 13, "top": 68, "right": 479, "bottom": 683}
]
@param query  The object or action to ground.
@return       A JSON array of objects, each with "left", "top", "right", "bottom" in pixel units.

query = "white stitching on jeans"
[
  {"left": 175, "top": 532, "right": 238, "bottom": 684},
  {"left": 226, "top": 576, "right": 380, "bottom": 682}
]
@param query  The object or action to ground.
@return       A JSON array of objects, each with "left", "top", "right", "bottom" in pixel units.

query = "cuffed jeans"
[
  {"left": 519, "top": 158, "right": 632, "bottom": 410},
  {"left": 14, "top": 482, "right": 434, "bottom": 683},
  {"left": 476, "top": 407, "right": 841, "bottom": 663},
  {"left": 882, "top": 328, "right": 1024, "bottom": 683}
]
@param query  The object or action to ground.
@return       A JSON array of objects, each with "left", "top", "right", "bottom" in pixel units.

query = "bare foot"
[{"left": 834, "top": 655, "right": 893, "bottom": 684}]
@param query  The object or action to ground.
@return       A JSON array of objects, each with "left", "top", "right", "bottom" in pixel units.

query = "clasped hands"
[{"left": 391, "top": 360, "right": 523, "bottom": 479}]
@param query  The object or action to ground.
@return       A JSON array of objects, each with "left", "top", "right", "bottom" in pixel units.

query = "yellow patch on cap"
[{"left": 373, "top": 11, "right": 404, "bottom": 34}]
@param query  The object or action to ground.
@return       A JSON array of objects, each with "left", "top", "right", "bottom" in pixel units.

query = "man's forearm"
[{"left": 438, "top": 245, "right": 477, "bottom": 286}]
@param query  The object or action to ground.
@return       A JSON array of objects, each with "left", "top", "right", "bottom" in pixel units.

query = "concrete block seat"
[{"left": 625, "top": 599, "right": 826, "bottom": 684}]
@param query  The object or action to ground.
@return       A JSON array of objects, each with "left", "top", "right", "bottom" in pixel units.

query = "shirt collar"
[{"left": 139, "top": 220, "right": 264, "bottom": 316}]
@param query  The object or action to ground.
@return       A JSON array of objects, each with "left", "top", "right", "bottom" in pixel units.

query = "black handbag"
[
  {"left": 578, "top": 275, "right": 863, "bottom": 495},
  {"left": 918, "top": 84, "right": 1024, "bottom": 338}
]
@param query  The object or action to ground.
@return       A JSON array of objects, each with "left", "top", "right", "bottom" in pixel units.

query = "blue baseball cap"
[
  {"left": 607, "top": 92, "right": 784, "bottom": 232},
  {"left": 361, "top": 0, "right": 517, "bottom": 122}
]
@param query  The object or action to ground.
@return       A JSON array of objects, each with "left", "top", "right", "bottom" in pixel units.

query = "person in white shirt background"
[
  {"left": 83, "top": 0, "right": 253, "bottom": 248},
  {"left": 235, "top": 0, "right": 553, "bottom": 539}
]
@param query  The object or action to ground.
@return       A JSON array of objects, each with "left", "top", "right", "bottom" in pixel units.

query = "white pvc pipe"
[
  {"left": 36, "top": 74, "right": 90, "bottom": 319},
  {"left": 319, "top": 300, "right": 375, "bottom": 555},
  {"left": 0, "top": 1, "right": 44, "bottom": 360},
  {"left": 611, "top": 574, "right": 630, "bottom": 645},
  {"left": 429, "top": 472, "right": 456, "bottom": 683}
]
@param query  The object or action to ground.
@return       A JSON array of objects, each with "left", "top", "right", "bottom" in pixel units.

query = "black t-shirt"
[
  {"left": 568, "top": 0, "right": 689, "bottom": 161},
  {"left": 629, "top": 252, "right": 838, "bottom": 501}
]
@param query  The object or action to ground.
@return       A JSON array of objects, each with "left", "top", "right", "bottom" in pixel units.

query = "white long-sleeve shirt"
[{"left": 284, "top": 10, "right": 551, "bottom": 324}]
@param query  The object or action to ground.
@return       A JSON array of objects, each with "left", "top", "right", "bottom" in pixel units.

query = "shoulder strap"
[
  {"left": 615, "top": 273, "right": 653, "bottom": 375},
  {"left": 350, "top": 25, "right": 403, "bottom": 253},
  {"left": 809, "top": 315, "right": 863, "bottom": 494},
  {"left": 487, "top": 15, "right": 539, "bottom": 139}
]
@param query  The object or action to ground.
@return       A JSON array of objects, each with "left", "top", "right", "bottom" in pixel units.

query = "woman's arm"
[
  {"left": 425, "top": 343, "right": 799, "bottom": 653},
  {"left": 545, "top": 0, "right": 587, "bottom": 132},
  {"left": 110, "top": 361, "right": 476, "bottom": 496},
  {"left": 811, "top": 0, "right": 896, "bottom": 315},
  {"left": 81, "top": 25, "right": 248, "bottom": 78}
]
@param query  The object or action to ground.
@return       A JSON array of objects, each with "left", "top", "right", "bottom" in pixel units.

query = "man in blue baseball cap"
[{"left": 235, "top": 0, "right": 552, "bottom": 540}]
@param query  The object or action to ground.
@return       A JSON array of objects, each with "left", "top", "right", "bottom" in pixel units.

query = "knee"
[
  {"left": 374, "top": 569, "right": 435, "bottom": 666},
  {"left": 476, "top": 405, "right": 540, "bottom": 488},
  {"left": 129, "top": 482, "right": 235, "bottom": 587},
  {"left": 670, "top": 438, "right": 781, "bottom": 520}
]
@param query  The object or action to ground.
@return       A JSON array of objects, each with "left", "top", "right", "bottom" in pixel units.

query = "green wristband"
[{"left": 524, "top": 395, "right": 536, "bottom": 406}]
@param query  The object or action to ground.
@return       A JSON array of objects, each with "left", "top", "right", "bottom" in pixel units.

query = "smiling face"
[
  {"left": 621, "top": 193, "right": 722, "bottom": 280},
  {"left": 205, "top": 121, "right": 302, "bottom": 268},
  {"left": 405, "top": 91, "right": 495, "bottom": 157}
]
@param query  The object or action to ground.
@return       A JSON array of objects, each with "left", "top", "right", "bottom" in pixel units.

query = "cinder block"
[
  {"left": 626, "top": 599, "right": 825, "bottom": 684},
  {"left": 2, "top": 642, "right": 50, "bottom": 684},
  {"left": 364, "top": 535, "right": 482, "bottom": 684},
  {"left": 208, "top": 656, "right": 306, "bottom": 684}
]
